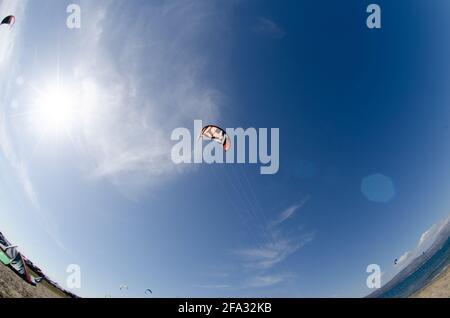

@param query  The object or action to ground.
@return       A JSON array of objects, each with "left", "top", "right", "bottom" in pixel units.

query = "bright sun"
[
  {"left": 32, "top": 85, "right": 79, "bottom": 135},
  {"left": 22, "top": 76, "right": 99, "bottom": 148}
]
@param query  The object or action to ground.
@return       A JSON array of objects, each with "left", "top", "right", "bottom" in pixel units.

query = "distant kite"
[
  {"left": 200, "top": 125, "right": 231, "bottom": 151},
  {"left": 119, "top": 284, "right": 128, "bottom": 290},
  {"left": 1, "top": 15, "right": 15, "bottom": 28},
  {"left": 145, "top": 289, "right": 153, "bottom": 295}
]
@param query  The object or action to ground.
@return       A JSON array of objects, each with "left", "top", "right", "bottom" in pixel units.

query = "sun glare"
[
  {"left": 22, "top": 76, "right": 99, "bottom": 150},
  {"left": 32, "top": 85, "right": 79, "bottom": 134}
]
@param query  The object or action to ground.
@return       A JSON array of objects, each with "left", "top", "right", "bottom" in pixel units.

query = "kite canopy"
[
  {"left": 0, "top": 232, "right": 41, "bottom": 286},
  {"left": 0, "top": 232, "right": 11, "bottom": 250},
  {"left": 145, "top": 289, "right": 153, "bottom": 295},
  {"left": 4, "top": 246, "right": 37, "bottom": 285},
  {"left": 200, "top": 125, "right": 231, "bottom": 151},
  {"left": 0, "top": 251, "right": 11, "bottom": 265},
  {"left": 1, "top": 15, "right": 15, "bottom": 28}
]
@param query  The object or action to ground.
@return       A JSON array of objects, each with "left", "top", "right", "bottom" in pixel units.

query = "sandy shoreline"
[{"left": 410, "top": 265, "right": 450, "bottom": 298}]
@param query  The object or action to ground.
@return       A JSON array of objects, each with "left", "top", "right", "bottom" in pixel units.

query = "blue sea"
[{"left": 378, "top": 237, "right": 450, "bottom": 298}]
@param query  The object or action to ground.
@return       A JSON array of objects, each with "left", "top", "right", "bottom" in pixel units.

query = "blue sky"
[{"left": 1, "top": 0, "right": 450, "bottom": 298}]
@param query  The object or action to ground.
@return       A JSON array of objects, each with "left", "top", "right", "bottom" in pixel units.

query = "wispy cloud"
[
  {"left": 0, "top": 0, "right": 27, "bottom": 64},
  {"left": 216, "top": 199, "right": 315, "bottom": 291},
  {"left": 235, "top": 197, "right": 313, "bottom": 270},
  {"left": 394, "top": 251, "right": 413, "bottom": 268},
  {"left": 202, "top": 199, "right": 313, "bottom": 291},
  {"left": 196, "top": 284, "right": 231, "bottom": 289},
  {"left": 270, "top": 196, "right": 310, "bottom": 227},
  {"left": 66, "top": 0, "right": 228, "bottom": 192},
  {"left": 197, "top": 273, "right": 293, "bottom": 290},
  {"left": 236, "top": 232, "right": 314, "bottom": 270},
  {"left": 0, "top": 0, "right": 73, "bottom": 256},
  {"left": 0, "top": 118, "right": 68, "bottom": 251},
  {"left": 16, "top": 162, "right": 39, "bottom": 209},
  {"left": 0, "top": 120, "right": 39, "bottom": 210},
  {"left": 243, "top": 274, "right": 292, "bottom": 289},
  {"left": 394, "top": 216, "right": 450, "bottom": 269},
  {"left": 253, "top": 17, "right": 285, "bottom": 39},
  {"left": 197, "top": 274, "right": 292, "bottom": 290},
  {"left": 0, "top": 0, "right": 37, "bottom": 210},
  {"left": 417, "top": 218, "right": 447, "bottom": 249}
]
